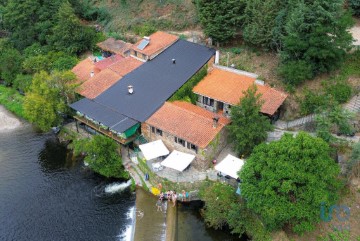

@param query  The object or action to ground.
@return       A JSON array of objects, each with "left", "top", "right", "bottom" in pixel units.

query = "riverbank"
[
  {"left": 0, "top": 105, "right": 22, "bottom": 132},
  {"left": 0, "top": 85, "right": 25, "bottom": 120}
]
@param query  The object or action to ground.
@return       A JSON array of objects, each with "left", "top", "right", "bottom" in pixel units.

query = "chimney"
[
  {"left": 172, "top": 59, "right": 176, "bottom": 64},
  {"left": 128, "top": 85, "right": 134, "bottom": 94},
  {"left": 215, "top": 50, "right": 220, "bottom": 65},
  {"left": 90, "top": 71, "right": 94, "bottom": 78},
  {"left": 212, "top": 116, "right": 219, "bottom": 128}
]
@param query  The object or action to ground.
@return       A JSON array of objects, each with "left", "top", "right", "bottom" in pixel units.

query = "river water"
[{"left": 0, "top": 110, "right": 243, "bottom": 241}]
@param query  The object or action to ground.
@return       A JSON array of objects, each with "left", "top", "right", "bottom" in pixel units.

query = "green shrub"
[
  {"left": 133, "top": 23, "right": 157, "bottom": 37},
  {"left": 278, "top": 60, "right": 313, "bottom": 86},
  {"left": 300, "top": 90, "right": 328, "bottom": 115},
  {"left": 230, "top": 47, "right": 242, "bottom": 54},
  {"left": 169, "top": 65, "right": 207, "bottom": 103},
  {"left": 325, "top": 81, "right": 352, "bottom": 104}
]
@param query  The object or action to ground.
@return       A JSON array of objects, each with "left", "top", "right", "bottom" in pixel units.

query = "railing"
[{"left": 74, "top": 115, "right": 137, "bottom": 144}]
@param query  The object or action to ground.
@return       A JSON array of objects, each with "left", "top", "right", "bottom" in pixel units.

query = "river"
[{"left": 0, "top": 107, "right": 244, "bottom": 241}]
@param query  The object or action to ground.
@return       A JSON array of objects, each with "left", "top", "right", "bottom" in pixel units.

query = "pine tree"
[
  {"left": 279, "top": 0, "right": 353, "bottom": 85},
  {"left": 196, "top": 0, "right": 245, "bottom": 44},
  {"left": 50, "top": 1, "right": 95, "bottom": 54}
]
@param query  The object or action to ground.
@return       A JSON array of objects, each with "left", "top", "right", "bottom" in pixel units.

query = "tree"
[
  {"left": 0, "top": 47, "right": 23, "bottom": 85},
  {"left": 227, "top": 85, "right": 273, "bottom": 156},
  {"left": 242, "top": 0, "right": 284, "bottom": 49},
  {"left": 240, "top": 132, "right": 342, "bottom": 234},
  {"left": 199, "top": 182, "right": 238, "bottom": 229},
  {"left": 2, "top": 0, "right": 40, "bottom": 49},
  {"left": 50, "top": 1, "right": 96, "bottom": 54},
  {"left": 279, "top": 0, "right": 353, "bottom": 85},
  {"left": 349, "top": 0, "right": 360, "bottom": 16},
  {"left": 23, "top": 70, "right": 76, "bottom": 131},
  {"left": 196, "top": 0, "right": 245, "bottom": 44},
  {"left": 73, "top": 135, "right": 129, "bottom": 179}
]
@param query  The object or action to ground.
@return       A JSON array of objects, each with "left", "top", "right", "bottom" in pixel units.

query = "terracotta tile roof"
[
  {"left": 96, "top": 38, "right": 132, "bottom": 55},
  {"left": 193, "top": 68, "right": 288, "bottom": 115},
  {"left": 108, "top": 57, "right": 143, "bottom": 76},
  {"left": 71, "top": 58, "right": 100, "bottom": 84},
  {"left": 131, "top": 31, "right": 179, "bottom": 57},
  {"left": 146, "top": 101, "right": 229, "bottom": 148},
  {"left": 94, "top": 55, "right": 124, "bottom": 71},
  {"left": 77, "top": 68, "right": 121, "bottom": 99}
]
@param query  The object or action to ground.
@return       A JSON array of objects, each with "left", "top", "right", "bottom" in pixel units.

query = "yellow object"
[{"left": 151, "top": 187, "right": 160, "bottom": 196}]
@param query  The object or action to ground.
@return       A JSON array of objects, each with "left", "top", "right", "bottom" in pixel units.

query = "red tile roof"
[
  {"left": 193, "top": 68, "right": 288, "bottom": 115},
  {"left": 109, "top": 57, "right": 143, "bottom": 76},
  {"left": 96, "top": 38, "right": 132, "bottom": 55},
  {"left": 71, "top": 58, "right": 100, "bottom": 84},
  {"left": 77, "top": 68, "right": 121, "bottom": 99},
  {"left": 131, "top": 31, "right": 179, "bottom": 57},
  {"left": 146, "top": 101, "right": 230, "bottom": 148},
  {"left": 94, "top": 55, "right": 124, "bottom": 71}
]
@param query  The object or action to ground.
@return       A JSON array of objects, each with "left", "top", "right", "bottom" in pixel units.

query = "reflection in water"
[
  {"left": 0, "top": 126, "right": 135, "bottom": 241},
  {"left": 176, "top": 201, "right": 247, "bottom": 241}
]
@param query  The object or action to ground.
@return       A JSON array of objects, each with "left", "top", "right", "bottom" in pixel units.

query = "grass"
[{"left": 0, "top": 85, "right": 26, "bottom": 119}]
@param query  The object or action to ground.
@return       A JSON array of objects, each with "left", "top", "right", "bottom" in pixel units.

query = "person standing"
[
  {"left": 172, "top": 192, "right": 177, "bottom": 207},
  {"left": 156, "top": 199, "right": 162, "bottom": 212}
]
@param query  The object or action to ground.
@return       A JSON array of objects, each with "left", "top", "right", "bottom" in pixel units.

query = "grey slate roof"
[
  {"left": 70, "top": 39, "right": 215, "bottom": 129},
  {"left": 95, "top": 39, "right": 215, "bottom": 122},
  {"left": 70, "top": 98, "right": 138, "bottom": 133}
]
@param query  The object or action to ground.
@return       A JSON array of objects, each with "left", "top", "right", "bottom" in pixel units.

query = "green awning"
[{"left": 123, "top": 123, "right": 140, "bottom": 138}]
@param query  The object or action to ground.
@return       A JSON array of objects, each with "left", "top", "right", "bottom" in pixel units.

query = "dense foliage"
[
  {"left": 227, "top": 85, "right": 273, "bottom": 156},
  {"left": 196, "top": 0, "right": 354, "bottom": 84},
  {"left": 169, "top": 65, "right": 207, "bottom": 104},
  {"left": 50, "top": 1, "right": 97, "bottom": 54},
  {"left": 349, "top": 0, "right": 360, "bottom": 16},
  {"left": 240, "top": 132, "right": 342, "bottom": 234},
  {"left": 196, "top": 0, "right": 245, "bottom": 44},
  {"left": 199, "top": 182, "right": 238, "bottom": 229},
  {"left": 73, "top": 135, "right": 129, "bottom": 179},
  {"left": 279, "top": 0, "right": 353, "bottom": 85},
  {"left": 315, "top": 100, "right": 354, "bottom": 142},
  {"left": 199, "top": 182, "right": 270, "bottom": 240},
  {"left": 23, "top": 71, "right": 76, "bottom": 131}
]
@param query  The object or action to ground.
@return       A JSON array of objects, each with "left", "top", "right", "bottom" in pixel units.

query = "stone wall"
[{"left": 141, "top": 123, "right": 228, "bottom": 170}]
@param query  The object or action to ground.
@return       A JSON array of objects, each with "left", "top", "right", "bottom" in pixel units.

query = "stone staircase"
[{"left": 344, "top": 93, "right": 360, "bottom": 113}]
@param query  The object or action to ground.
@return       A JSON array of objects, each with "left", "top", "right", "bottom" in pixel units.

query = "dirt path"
[{"left": 0, "top": 105, "right": 21, "bottom": 132}]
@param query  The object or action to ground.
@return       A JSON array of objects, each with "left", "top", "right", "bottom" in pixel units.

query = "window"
[
  {"left": 187, "top": 142, "right": 198, "bottom": 153},
  {"left": 175, "top": 137, "right": 185, "bottom": 147},
  {"left": 151, "top": 126, "right": 155, "bottom": 133},
  {"left": 203, "top": 96, "right": 214, "bottom": 107},
  {"left": 156, "top": 128, "right": 163, "bottom": 136}
]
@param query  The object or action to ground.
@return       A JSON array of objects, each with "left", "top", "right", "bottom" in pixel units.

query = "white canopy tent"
[
  {"left": 161, "top": 150, "right": 195, "bottom": 172},
  {"left": 215, "top": 154, "right": 244, "bottom": 179},
  {"left": 139, "top": 140, "right": 170, "bottom": 161}
]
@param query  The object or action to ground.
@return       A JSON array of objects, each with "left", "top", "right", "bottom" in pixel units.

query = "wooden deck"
[{"left": 74, "top": 116, "right": 137, "bottom": 145}]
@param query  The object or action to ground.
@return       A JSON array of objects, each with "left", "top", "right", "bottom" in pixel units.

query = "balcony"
[{"left": 74, "top": 115, "right": 138, "bottom": 145}]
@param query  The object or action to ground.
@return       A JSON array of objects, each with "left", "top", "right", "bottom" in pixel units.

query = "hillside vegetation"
[{"left": 94, "top": 0, "right": 199, "bottom": 37}]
